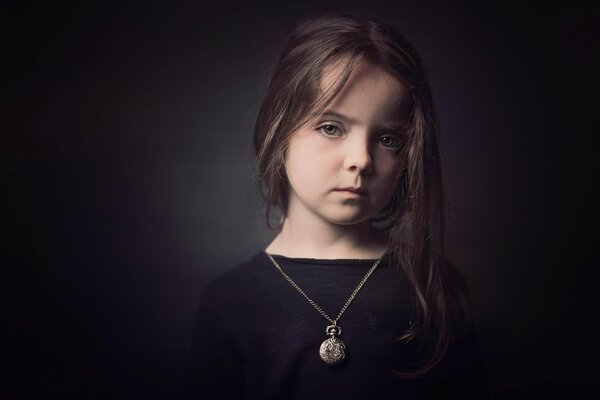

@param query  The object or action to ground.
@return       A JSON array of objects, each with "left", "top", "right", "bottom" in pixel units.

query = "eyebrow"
[
  {"left": 319, "top": 110, "right": 404, "bottom": 130},
  {"left": 320, "top": 111, "right": 359, "bottom": 125}
]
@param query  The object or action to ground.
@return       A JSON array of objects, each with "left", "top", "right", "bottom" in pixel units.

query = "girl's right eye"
[{"left": 316, "top": 124, "right": 344, "bottom": 138}]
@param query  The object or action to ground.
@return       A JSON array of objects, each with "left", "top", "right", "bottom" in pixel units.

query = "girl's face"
[{"left": 284, "top": 60, "right": 407, "bottom": 227}]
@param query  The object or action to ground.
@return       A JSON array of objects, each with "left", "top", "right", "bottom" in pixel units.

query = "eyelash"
[
  {"left": 379, "top": 136, "right": 403, "bottom": 150},
  {"left": 315, "top": 123, "right": 403, "bottom": 150},
  {"left": 316, "top": 124, "right": 344, "bottom": 138}
]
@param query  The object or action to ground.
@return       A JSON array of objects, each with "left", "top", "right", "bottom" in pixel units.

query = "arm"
[
  {"left": 432, "top": 260, "right": 491, "bottom": 398},
  {"left": 184, "top": 294, "right": 244, "bottom": 399}
]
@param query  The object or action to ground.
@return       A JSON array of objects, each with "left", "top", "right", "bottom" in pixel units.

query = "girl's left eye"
[
  {"left": 316, "top": 124, "right": 344, "bottom": 137},
  {"left": 379, "top": 135, "right": 403, "bottom": 150}
]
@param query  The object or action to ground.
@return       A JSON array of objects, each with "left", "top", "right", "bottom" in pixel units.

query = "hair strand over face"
[{"left": 253, "top": 12, "right": 470, "bottom": 377}]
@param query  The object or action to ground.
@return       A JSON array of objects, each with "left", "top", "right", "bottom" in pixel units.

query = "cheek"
[
  {"left": 285, "top": 143, "right": 323, "bottom": 187},
  {"left": 287, "top": 137, "right": 335, "bottom": 179},
  {"left": 375, "top": 152, "right": 403, "bottom": 179},
  {"left": 373, "top": 156, "right": 402, "bottom": 205}
]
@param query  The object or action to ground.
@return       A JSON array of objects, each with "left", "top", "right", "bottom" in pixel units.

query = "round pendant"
[{"left": 319, "top": 337, "right": 346, "bottom": 366}]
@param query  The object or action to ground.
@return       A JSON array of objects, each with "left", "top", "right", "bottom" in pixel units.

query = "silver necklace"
[{"left": 265, "top": 253, "right": 382, "bottom": 366}]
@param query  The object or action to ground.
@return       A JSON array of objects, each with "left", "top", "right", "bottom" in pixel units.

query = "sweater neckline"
[{"left": 260, "top": 250, "right": 387, "bottom": 266}]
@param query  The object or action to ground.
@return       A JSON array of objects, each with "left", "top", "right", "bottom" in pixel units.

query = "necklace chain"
[{"left": 266, "top": 253, "right": 382, "bottom": 324}]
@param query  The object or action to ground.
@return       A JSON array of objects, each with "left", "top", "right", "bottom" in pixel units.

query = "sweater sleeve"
[
  {"left": 438, "top": 323, "right": 490, "bottom": 398},
  {"left": 184, "top": 290, "right": 244, "bottom": 399},
  {"left": 430, "top": 260, "right": 491, "bottom": 398}
]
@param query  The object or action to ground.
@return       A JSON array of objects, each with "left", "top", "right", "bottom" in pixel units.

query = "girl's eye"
[
  {"left": 317, "top": 124, "right": 344, "bottom": 138},
  {"left": 379, "top": 135, "right": 403, "bottom": 150}
]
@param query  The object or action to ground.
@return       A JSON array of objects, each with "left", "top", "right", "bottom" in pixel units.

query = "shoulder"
[
  {"left": 198, "top": 251, "right": 271, "bottom": 311},
  {"left": 442, "top": 257, "right": 471, "bottom": 298},
  {"left": 437, "top": 256, "right": 474, "bottom": 338}
]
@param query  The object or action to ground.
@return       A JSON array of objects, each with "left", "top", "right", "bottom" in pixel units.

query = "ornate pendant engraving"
[{"left": 319, "top": 324, "right": 346, "bottom": 366}]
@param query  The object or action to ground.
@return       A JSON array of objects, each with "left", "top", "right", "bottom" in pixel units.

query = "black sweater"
[{"left": 185, "top": 251, "right": 488, "bottom": 399}]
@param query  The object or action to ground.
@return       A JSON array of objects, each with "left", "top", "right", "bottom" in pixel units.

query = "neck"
[{"left": 265, "top": 214, "right": 390, "bottom": 260}]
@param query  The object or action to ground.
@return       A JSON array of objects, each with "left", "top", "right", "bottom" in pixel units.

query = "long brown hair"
[{"left": 253, "top": 12, "right": 470, "bottom": 378}]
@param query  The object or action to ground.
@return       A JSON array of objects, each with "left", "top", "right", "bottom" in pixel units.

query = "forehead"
[{"left": 317, "top": 58, "right": 409, "bottom": 125}]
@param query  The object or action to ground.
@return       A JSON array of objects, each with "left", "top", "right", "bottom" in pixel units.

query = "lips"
[{"left": 335, "top": 187, "right": 367, "bottom": 196}]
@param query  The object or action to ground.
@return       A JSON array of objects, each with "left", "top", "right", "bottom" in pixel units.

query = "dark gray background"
[{"left": 4, "top": 0, "right": 598, "bottom": 398}]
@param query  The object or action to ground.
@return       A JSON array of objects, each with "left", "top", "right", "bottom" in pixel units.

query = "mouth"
[{"left": 335, "top": 187, "right": 368, "bottom": 196}]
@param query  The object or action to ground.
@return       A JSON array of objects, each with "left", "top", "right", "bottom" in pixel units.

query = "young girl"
[{"left": 186, "top": 13, "right": 488, "bottom": 399}]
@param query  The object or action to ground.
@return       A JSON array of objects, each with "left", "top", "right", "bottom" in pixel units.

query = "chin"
[{"left": 325, "top": 213, "right": 374, "bottom": 226}]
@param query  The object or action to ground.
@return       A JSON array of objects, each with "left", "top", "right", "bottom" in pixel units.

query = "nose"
[{"left": 343, "top": 133, "right": 373, "bottom": 175}]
